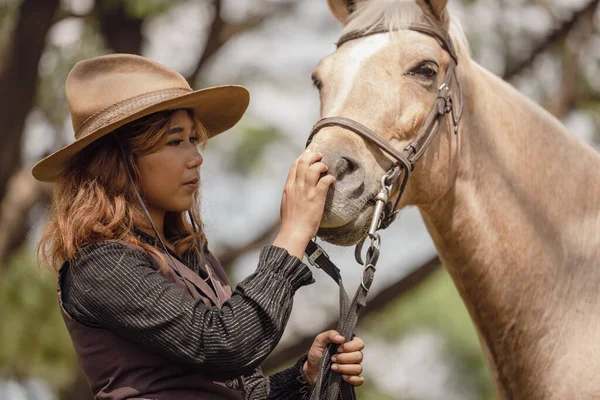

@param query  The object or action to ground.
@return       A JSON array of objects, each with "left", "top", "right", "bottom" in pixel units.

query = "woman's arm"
[{"left": 62, "top": 241, "right": 312, "bottom": 381}]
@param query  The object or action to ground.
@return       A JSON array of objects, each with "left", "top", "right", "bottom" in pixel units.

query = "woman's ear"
[
  {"left": 418, "top": 0, "right": 449, "bottom": 24},
  {"left": 327, "top": 0, "right": 368, "bottom": 25}
]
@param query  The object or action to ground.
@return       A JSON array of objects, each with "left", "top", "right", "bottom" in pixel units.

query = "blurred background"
[{"left": 0, "top": 0, "right": 598, "bottom": 399}]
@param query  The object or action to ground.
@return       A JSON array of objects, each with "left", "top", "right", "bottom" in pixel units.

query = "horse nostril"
[{"left": 331, "top": 156, "right": 358, "bottom": 180}]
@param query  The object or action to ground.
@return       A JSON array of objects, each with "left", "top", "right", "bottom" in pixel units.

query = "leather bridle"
[
  {"left": 306, "top": 21, "right": 463, "bottom": 232},
  {"left": 304, "top": 20, "right": 464, "bottom": 400}
]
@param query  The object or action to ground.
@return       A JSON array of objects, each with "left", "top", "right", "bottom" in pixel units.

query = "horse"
[{"left": 306, "top": 0, "right": 600, "bottom": 398}]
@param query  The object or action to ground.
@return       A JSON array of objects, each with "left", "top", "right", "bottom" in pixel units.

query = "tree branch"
[
  {"left": 185, "top": 1, "right": 295, "bottom": 85},
  {"left": 95, "top": 0, "right": 144, "bottom": 54},
  {"left": 504, "top": 0, "right": 600, "bottom": 81},
  {"left": 185, "top": 0, "right": 224, "bottom": 84}
]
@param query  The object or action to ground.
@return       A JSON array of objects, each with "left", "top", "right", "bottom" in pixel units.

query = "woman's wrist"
[
  {"left": 302, "top": 360, "right": 316, "bottom": 387},
  {"left": 272, "top": 229, "right": 311, "bottom": 260}
]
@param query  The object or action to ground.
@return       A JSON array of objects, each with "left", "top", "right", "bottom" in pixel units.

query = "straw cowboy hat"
[{"left": 32, "top": 53, "right": 250, "bottom": 182}]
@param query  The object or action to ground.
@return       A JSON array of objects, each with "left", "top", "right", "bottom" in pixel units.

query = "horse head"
[{"left": 308, "top": 0, "right": 464, "bottom": 246}]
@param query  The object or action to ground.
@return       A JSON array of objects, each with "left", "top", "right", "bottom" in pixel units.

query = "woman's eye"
[
  {"left": 409, "top": 63, "right": 438, "bottom": 79},
  {"left": 167, "top": 134, "right": 200, "bottom": 146}
]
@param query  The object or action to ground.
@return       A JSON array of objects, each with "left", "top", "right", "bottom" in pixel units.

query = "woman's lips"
[{"left": 184, "top": 178, "right": 199, "bottom": 189}]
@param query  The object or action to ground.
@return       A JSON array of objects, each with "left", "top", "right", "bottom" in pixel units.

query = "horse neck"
[{"left": 418, "top": 59, "right": 600, "bottom": 396}]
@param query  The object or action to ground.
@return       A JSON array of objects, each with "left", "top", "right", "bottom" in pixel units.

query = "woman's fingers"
[
  {"left": 295, "top": 150, "right": 324, "bottom": 185},
  {"left": 342, "top": 375, "right": 365, "bottom": 386},
  {"left": 338, "top": 336, "right": 365, "bottom": 353},
  {"left": 315, "top": 330, "right": 345, "bottom": 348},
  {"left": 331, "top": 351, "right": 363, "bottom": 365},
  {"left": 289, "top": 150, "right": 335, "bottom": 205},
  {"left": 276, "top": 150, "right": 335, "bottom": 249},
  {"left": 286, "top": 157, "right": 299, "bottom": 186},
  {"left": 330, "top": 336, "right": 365, "bottom": 386},
  {"left": 304, "top": 161, "right": 329, "bottom": 188},
  {"left": 310, "top": 330, "right": 344, "bottom": 359},
  {"left": 331, "top": 363, "right": 362, "bottom": 375}
]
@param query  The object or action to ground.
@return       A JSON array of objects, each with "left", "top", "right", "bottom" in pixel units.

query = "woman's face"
[{"left": 137, "top": 110, "right": 203, "bottom": 214}]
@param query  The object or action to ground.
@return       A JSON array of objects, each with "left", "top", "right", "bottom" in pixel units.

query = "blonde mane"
[{"left": 341, "top": 0, "right": 471, "bottom": 59}]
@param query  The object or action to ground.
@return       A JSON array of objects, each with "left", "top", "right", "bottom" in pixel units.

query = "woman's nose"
[{"left": 186, "top": 149, "right": 203, "bottom": 168}]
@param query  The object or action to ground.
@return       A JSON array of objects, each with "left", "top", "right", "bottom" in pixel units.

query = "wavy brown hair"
[{"left": 37, "top": 108, "right": 208, "bottom": 272}]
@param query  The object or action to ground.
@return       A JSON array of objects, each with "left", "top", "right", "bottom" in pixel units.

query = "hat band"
[{"left": 74, "top": 87, "right": 192, "bottom": 140}]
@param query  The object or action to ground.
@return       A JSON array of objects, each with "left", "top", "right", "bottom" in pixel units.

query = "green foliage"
[
  {"left": 359, "top": 268, "right": 495, "bottom": 399},
  {"left": 125, "top": 0, "right": 186, "bottom": 19},
  {"left": 0, "top": 248, "right": 76, "bottom": 392},
  {"left": 225, "top": 126, "right": 286, "bottom": 175},
  {"left": 0, "top": 1, "right": 19, "bottom": 56},
  {"left": 356, "top": 380, "right": 396, "bottom": 400}
]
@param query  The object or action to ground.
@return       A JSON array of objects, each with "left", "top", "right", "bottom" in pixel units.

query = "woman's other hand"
[
  {"left": 302, "top": 330, "right": 365, "bottom": 388},
  {"left": 273, "top": 150, "right": 335, "bottom": 259}
]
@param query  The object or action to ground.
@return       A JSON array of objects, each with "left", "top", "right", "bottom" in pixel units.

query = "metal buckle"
[
  {"left": 438, "top": 82, "right": 451, "bottom": 98},
  {"left": 307, "top": 240, "right": 329, "bottom": 268}
]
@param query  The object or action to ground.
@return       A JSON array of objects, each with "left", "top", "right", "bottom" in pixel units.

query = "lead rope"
[{"left": 305, "top": 172, "right": 394, "bottom": 400}]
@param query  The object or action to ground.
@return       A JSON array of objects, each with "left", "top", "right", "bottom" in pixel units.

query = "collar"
[
  {"left": 132, "top": 227, "right": 159, "bottom": 246},
  {"left": 132, "top": 227, "right": 204, "bottom": 274}
]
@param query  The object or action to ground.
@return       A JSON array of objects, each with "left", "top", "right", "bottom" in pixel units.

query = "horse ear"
[
  {"left": 419, "top": 0, "right": 449, "bottom": 22},
  {"left": 327, "top": 0, "right": 367, "bottom": 25}
]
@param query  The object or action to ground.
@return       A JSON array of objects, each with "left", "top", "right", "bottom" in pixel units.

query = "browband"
[{"left": 337, "top": 22, "right": 459, "bottom": 65}]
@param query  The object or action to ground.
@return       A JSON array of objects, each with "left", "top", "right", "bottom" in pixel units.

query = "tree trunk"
[
  {"left": 0, "top": 0, "right": 60, "bottom": 201},
  {"left": 95, "top": 0, "right": 144, "bottom": 54}
]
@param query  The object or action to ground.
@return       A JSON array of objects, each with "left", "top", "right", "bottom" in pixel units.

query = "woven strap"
[{"left": 305, "top": 241, "right": 378, "bottom": 400}]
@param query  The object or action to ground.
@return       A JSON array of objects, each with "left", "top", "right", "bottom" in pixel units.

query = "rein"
[{"left": 304, "top": 21, "right": 463, "bottom": 400}]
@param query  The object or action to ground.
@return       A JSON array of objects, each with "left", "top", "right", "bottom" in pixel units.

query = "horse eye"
[{"left": 409, "top": 63, "right": 438, "bottom": 79}]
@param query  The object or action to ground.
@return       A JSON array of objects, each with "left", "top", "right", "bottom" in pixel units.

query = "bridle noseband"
[
  {"left": 304, "top": 21, "right": 464, "bottom": 400},
  {"left": 306, "top": 21, "right": 463, "bottom": 234}
]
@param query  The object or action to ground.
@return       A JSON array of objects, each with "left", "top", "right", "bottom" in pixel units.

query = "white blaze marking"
[{"left": 326, "top": 34, "right": 391, "bottom": 117}]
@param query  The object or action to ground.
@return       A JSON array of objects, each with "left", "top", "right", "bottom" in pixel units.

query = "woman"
[{"left": 32, "top": 54, "right": 365, "bottom": 399}]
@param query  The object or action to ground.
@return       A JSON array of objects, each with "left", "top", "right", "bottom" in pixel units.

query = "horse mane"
[{"left": 341, "top": 0, "right": 471, "bottom": 59}]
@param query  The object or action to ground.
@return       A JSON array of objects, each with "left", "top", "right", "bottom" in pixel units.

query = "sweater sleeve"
[
  {"left": 61, "top": 242, "right": 314, "bottom": 381},
  {"left": 243, "top": 356, "right": 311, "bottom": 399}
]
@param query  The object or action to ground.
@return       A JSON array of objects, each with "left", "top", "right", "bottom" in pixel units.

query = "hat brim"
[{"left": 32, "top": 85, "right": 249, "bottom": 183}]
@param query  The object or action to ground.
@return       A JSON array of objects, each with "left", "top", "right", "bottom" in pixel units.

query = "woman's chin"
[{"left": 163, "top": 199, "right": 194, "bottom": 214}]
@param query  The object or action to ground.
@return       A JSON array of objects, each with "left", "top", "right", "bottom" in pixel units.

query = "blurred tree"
[
  {"left": 0, "top": 0, "right": 59, "bottom": 203},
  {"left": 0, "top": 0, "right": 598, "bottom": 399}
]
